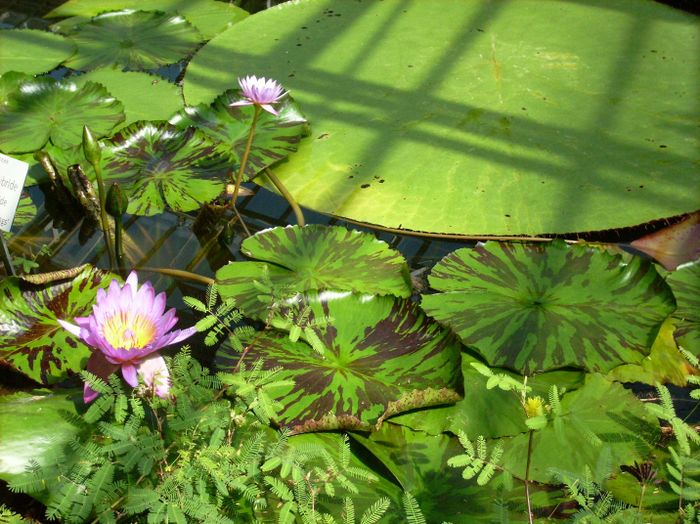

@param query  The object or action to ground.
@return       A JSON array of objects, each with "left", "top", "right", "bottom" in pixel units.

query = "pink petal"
[
  {"left": 83, "top": 352, "right": 118, "bottom": 403},
  {"left": 137, "top": 355, "right": 171, "bottom": 398},
  {"left": 121, "top": 363, "right": 138, "bottom": 387},
  {"left": 83, "top": 384, "right": 100, "bottom": 404},
  {"left": 229, "top": 100, "right": 254, "bottom": 108},
  {"left": 125, "top": 272, "right": 139, "bottom": 297},
  {"left": 260, "top": 104, "right": 279, "bottom": 116},
  {"left": 57, "top": 319, "right": 81, "bottom": 337}
]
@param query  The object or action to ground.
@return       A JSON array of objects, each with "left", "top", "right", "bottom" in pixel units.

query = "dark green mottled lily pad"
[
  {"left": 216, "top": 225, "right": 411, "bottom": 318},
  {"left": 0, "top": 265, "right": 116, "bottom": 384},
  {"left": 11, "top": 192, "right": 37, "bottom": 229},
  {"left": 217, "top": 292, "right": 462, "bottom": 434},
  {"left": 0, "top": 77, "right": 124, "bottom": 153},
  {"left": 666, "top": 260, "right": 700, "bottom": 356},
  {"left": 99, "top": 121, "right": 232, "bottom": 215},
  {"left": 170, "top": 88, "right": 309, "bottom": 179},
  {"left": 64, "top": 10, "right": 202, "bottom": 71},
  {"left": 421, "top": 241, "right": 675, "bottom": 374},
  {"left": 0, "top": 29, "right": 75, "bottom": 75}
]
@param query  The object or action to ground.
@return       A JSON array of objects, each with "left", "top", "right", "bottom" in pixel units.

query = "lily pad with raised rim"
[
  {"left": 0, "top": 77, "right": 124, "bottom": 153},
  {"left": 666, "top": 260, "right": 700, "bottom": 356},
  {"left": 98, "top": 121, "right": 232, "bottom": 215},
  {"left": 216, "top": 224, "right": 411, "bottom": 318},
  {"left": 0, "top": 29, "right": 75, "bottom": 75},
  {"left": 0, "top": 265, "right": 116, "bottom": 384},
  {"left": 170, "top": 88, "right": 309, "bottom": 179},
  {"left": 217, "top": 291, "right": 462, "bottom": 434},
  {"left": 64, "top": 10, "right": 203, "bottom": 71},
  {"left": 421, "top": 241, "right": 676, "bottom": 374}
]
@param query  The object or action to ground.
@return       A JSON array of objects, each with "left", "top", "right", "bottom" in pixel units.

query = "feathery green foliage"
[{"left": 447, "top": 431, "right": 504, "bottom": 486}]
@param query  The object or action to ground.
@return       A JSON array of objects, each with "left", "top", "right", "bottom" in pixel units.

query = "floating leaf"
[
  {"left": 217, "top": 292, "right": 462, "bottom": 433},
  {"left": 73, "top": 70, "right": 183, "bottom": 129},
  {"left": 97, "top": 121, "right": 232, "bottom": 215},
  {"left": 630, "top": 212, "right": 700, "bottom": 271},
  {"left": 500, "top": 374, "right": 659, "bottom": 484},
  {"left": 0, "top": 29, "right": 75, "bottom": 75},
  {"left": 421, "top": 241, "right": 675, "bottom": 374},
  {"left": 666, "top": 260, "right": 700, "bottom": 356},
  {"left": 216, "top": 225, "right": 411, "bottom": 318},
  {"left": 10, "top": 191, "right": 37, "bottom": 229},
  {"left": 183, "top": 0, "right": 699, "bottom": 236},
  {"left": 170, "top": 88, "right": 309, "bottom": 179},
  {"left": 0, "top": 77, "right": 124, "bottom": 153},
  {"left": 0, "top": 265, "right": 116, "bottom": 384},
  {"left": 64, "top": 10, "right": 202, "bottom": 71},
  {"left": 47, "top": 0, "right": 248, "bottom": 40}
]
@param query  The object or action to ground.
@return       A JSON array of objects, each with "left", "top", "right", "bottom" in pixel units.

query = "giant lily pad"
[
  {"left": 0, "top": 77, "right": 124, "bottom": 153},
  {"left": 47, "top": 0, "right": 248, "bottom": 40},
  {"left": 0, "top": 29, "right": 75, "bottom": 75},
  {"left": 666, "top": 260, "right": 700, "bottom": 355},
  {"left": 170, "top": 88, "right": 309, "bottom": 179},
  {"left": 0, "top": 266, "right": 116, "bottom": 384},
  {"left": 183, "top": 0, "right": 700, "bottom": 236},
  {"left": 99, "top": 121, "right": 232, "bottom": 215},
  {"left": 217, "top": 292, "right": 462, "bottom": 433},
  {"left": 64, "top": 10, "right": 203, "bottom": 71},
  {"left": 216, "top": 224, "right": 411, "bottom": 318},
  {"left": 421, "top": 241, "right": 675, "bottom": 374}
]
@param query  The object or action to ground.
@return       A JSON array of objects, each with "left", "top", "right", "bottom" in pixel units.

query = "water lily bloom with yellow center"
[
  {"left": 58, "top": 272, "right": 196, "bottom": 403},
  {"left": 229, "top": 75, "right": 287, "bottom": 116}
]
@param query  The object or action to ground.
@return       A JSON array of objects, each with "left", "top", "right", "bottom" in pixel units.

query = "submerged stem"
[
  {"left": 138, "top": 266, "right": 214, "bottom": 285},
  {"left": 231, "top": 105, "right": 261, "bottom": 206},
  {"left": 264, "top": 168, "right": 305, "bottom": 226}
]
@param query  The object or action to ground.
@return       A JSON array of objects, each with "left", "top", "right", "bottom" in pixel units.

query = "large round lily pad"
[
  {"left": 64, "top": 10, "right": 203, "bottom": 71},
  {"left": 216, "top": 224, "right": 411, "bottom": 318},
  {"left": 0, "top": 77, "right": 125, "bottom": 153},
  {"left": 0, "top": 29, "right": 75, "bottom": 75},
  {"left": 217, "top": 292, "right": 462, "bottom": 433},
  {"left": 421, "top": 241, "right": 676, "bottom": 374},
  {"left": 0, "top": 266, "right": 115, "bottom": 384},
  {"left": 183, "top": 0, "right": 700, "bottom": 236}
]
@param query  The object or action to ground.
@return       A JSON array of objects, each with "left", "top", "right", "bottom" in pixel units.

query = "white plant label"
[{"left": 0, "top": 153, "right": 29, "bottom": 232}]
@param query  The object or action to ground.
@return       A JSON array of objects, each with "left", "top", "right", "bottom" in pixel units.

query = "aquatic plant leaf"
[
  {"left": 170, "top": 88, "right": 309, "bottom": 179},
  {"left": 0, "top": 389, "right": 83, "bottom": 485},
  {"left": 0, "top": 266, "right": 116, "bottom": 384},
  {"left": 64, "top": 10, "right": 202, "bottom": 71},
  {"left": 217, "top": 292, "right": 462, "bottom": 433},
  {"left": 421, "top": 241, "right": 675, "bottom": 374},
  {"left": 500, "top": 374, "right": 659, "bottom": 484},
  {"left": 216, "top": 225, "right": 412, "bottom": 318},
  {"left": 630, "top": 212, "right": 700, "bottom": 271},
  {"left": 666, "top": 260, "right": 700, "bottom": 356},
  {"left": 0, "top": 77, "right": 124, "bottom": 153},
  {"left": 11, "top": 192, "right": 37, "bottom": 229},
  {"left": 73, "top": 70, "right": 183, "bottom": 130},
  {"left": 99, "top": 121, "right": 231, "bottom": 215},
  {"left": 47, "top": 0, "right": 248, "bottom": 40},
  {"left": 0, "top": 29, "right": 75, "bottom": 75},
  {"left": 183, "top": 0, "right": 699, "bottom": 236}
]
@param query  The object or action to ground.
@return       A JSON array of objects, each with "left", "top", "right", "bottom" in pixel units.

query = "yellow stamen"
[
  {"left": 524, "top": 396, "right": 545, "bottom": 419},
  {"left": 102, "top": 311, "right": 156, "bottom": 350}
]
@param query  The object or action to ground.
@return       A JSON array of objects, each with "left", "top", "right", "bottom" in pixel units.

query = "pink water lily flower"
[
  {"left": 58, "top": 271, "right": 196, "bottom": 403},
  {"left": 229, "top": 75, "right": 287, "bottom": 115}
]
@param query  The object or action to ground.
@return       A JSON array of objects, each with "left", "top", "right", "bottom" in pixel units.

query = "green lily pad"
[
  {"left": 47, "top": 0, "right": 248, "bottom": 40},
  {"left": 183, "top": 0, "right": 700, "bottom": 236},
  {"left": 99, "top": 121, "right": 232, "bottom": 215},
  {"left": 666, "top": 260, "right": 700, "bottom": 356},
  {"left": 64, "top": 10, "right": 203, "bottom": 71},
  {"left": 216, "top": 224, "right": 411, "bottom": 318},
  {"left": 0, "top": 77, "right": 124, "bottom": 153},
  {"left": 217, "top": 292, "right": 462, "bottom": 434},
  {"left": 11, "top": 192, "right": 37, "bottom": 229},
  {"left": 500, "top": 374, "right": 660, "bottom": 485},
  {"left": 0, "top": 71, "right": 32, "bottom": 105},
  {"left": 0, "top": 265, "right": 116, "bottom": 384},
  {"left": 170, "top": 88, "right": 309, "bottom": 179},
  {"left": 73, "top": 70, "right": 183, "bottom": 129},
  {"left": 0, "top": 29, "right": 75, "bottom": 75},
  {"left": 421, "top": 241, "right": 676, "bottom": 374}
]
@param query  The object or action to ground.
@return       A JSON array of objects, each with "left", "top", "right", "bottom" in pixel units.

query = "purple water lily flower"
[
  {"left": 229, "top": 75, "right": 287, "bottom": 116},
  {"left": 58, "top": 271, "right": 196, "bottom": 403}
]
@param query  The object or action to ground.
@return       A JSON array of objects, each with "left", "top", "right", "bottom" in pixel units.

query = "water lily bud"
[
  {"left": 106, "top": 182, "right": 129, "bottom": 217},
  {"left": 82, "top": 125, "right": 101, "bottom": 165},
  {"left": 219, "top": 222, "right": 235, "bottom": 245}
]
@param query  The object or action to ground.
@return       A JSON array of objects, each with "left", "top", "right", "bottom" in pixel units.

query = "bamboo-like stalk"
[
  {"left": 264, "top": 168, "right": 305, "bottom": 226},
  {"left": 231, "top": 105, "right": 261, "bottom": 205}
]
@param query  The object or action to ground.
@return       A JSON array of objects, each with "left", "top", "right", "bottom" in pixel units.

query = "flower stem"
[
  {"left": 137, "top": 266, "right": 214, "bottom": 285},
  {"left": 113, "top": 214, "right": 123, "bottom": 272},
  {"left": 231, "top": 105, "right": 261, "bottom": 206},
  {"left": 264, "top": 168, "right": 305, "bottom": 226},
  {"left": 525, "top": 429, "right": 534, "bottom": 524},
  {"left": 93, "top": 161, "right": 117, "bottom": 271}
]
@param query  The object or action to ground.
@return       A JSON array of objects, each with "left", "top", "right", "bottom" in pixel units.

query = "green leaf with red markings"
[
  {"left": 170, "top": 88, "right": 309, "bottom": 180},
  {"left": 421, "top": 241, "right": 675, "bottom": 374},
  {"left": 97, "top": 121, "right": 232, "bottom": 215},
  {"left": 216, "top": 225, "right": 412, "bottom": 319},
  {"left": 0, "top": 265, "right": 116, "bottom": 384},
  {"left": 0, "top": 77, "right": 124, "bottom": 153},
  {"left": 217, "top": 291, "right": 462, "bottom": 434},
  {"left": 666, "top": 259, "right": 700, "bottom": 356}
]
